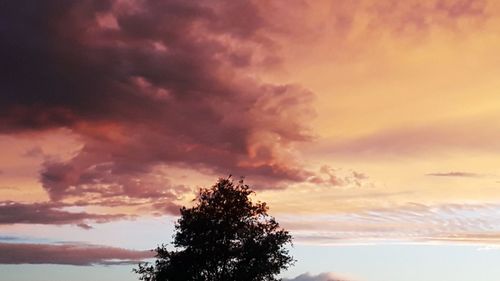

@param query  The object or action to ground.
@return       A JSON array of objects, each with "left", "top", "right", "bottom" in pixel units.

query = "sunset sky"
[{"left": 2, "top": 0, "right": 500, "bottom": 280}]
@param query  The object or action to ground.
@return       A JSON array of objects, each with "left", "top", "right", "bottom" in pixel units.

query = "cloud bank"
[
  {"left": 0, "top": 242, "right": 153, "bottom": 265},
  {"left": 0, "top": 201, "right": 127, "bottom": 228}
]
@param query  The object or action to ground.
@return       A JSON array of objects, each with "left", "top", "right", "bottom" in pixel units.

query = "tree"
[{"left": 135, "top": 177, "right": 294, "bottom": 281}]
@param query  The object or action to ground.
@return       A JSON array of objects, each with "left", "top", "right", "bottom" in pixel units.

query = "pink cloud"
[
  {"left": 0, "top": 201, "right": 128, "bottom": 228},
  {"left": 0, "top": 242, "right": 153, "bottom": 265},
  {"left": 0, "top": 0, "right": 316, "bottom": 215},
  {"left": 283, "top": 203, "right": 500, "bottom": 245}
]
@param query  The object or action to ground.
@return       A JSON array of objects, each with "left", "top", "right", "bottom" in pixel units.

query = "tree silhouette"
[{"left": 135, "top": 177, "right": 294, "bottom": 281}]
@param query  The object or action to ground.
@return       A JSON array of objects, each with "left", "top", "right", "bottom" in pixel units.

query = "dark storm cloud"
[
  {"left": 0, "top": 242, "right": 153, "bottom": 265},
  {"left": 0, "top": 201, "right": 127, "bottom": 227},
  {"left": 0, "top": 0, "right": 315, "bottom": 210}
]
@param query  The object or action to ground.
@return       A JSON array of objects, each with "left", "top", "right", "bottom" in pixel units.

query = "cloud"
[
  {"left": 421, "top": 232, "right": 500, "bottom": 245},
  {"left": 0, "top": 201, "right": 127, "bottom": 227},
  {"left": 0, "top": 235, "right": 21, "bottom": 242},
  {"left": 321, "top": 118, "right": 500, "bottom": 157},
  {"left": 0, "top": 186, "right": 18, "bottom": 190},
  {"left": 368, "top": 0, "right": 486, "bottom": 35},
  {"left": 426, "top": 172, "right": 482, "bottom": 177},
  {"left": 284, "top": 272, "right": 355, "bottom": 281},
  {"left": 281, "top": 203, "right": 500, "bottom": 245},
  {"left": 0, "top": 0, "right": 316, "bottom": 212},
  {"left": 0, "top": 242, "right": 153, "bottom": 265},
  {"left": 22, "top": 146, "right": 44, "bottom": 158},
  {"left": 307, "top": 165, "right": 369, "bottom": 187},
  {"left": 4, "top": 0, "right": 486, "bottom": 227},
  {"left": 262, "top": 0, "right": 488, "bottom": 56}
]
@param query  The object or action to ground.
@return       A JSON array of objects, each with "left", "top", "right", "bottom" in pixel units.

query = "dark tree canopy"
[{"left": 135, "top": 177, "right": 294, "bottom": 281}]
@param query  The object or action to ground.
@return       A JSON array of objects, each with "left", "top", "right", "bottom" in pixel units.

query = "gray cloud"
[
  {"left": 0, "top": 201, "right": 128, "bottom": 228},
  {"left": 0, "top": 242, "right": 153, "bottom": 265},
  {"left": 284, "top": 272, "right": 355, "bottom": 281}
]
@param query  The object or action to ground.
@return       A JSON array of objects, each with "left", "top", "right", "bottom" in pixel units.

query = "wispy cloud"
[
  {"left": 281, "top": 203, "right": 500, "bottom": 246},
  {"left": 284, "top": 272, "right": 357, "bottom": 281},
  {"left": 426, "top": 172, "right": 483, "bottom": 177},
  {"left": 320, "top": 118, "right": 500, "bottom": 157},
  {"left": 0, "top": 201, "right": 128, "bottom": 228},
  {"left": 0, "top": 235, "right": 21, "bottom": 242},
  {"left": 0, "top": 242, "right": 153, "bottom": 265}
]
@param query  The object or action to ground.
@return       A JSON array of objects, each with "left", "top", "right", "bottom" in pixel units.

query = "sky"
[{"left": 2, "top": 0, "right": 500, "bottom": 280}]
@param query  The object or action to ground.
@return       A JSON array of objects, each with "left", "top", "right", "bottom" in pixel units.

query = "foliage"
[{"left": 135, "top": 177, "right": 294, "bottom": 281}]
